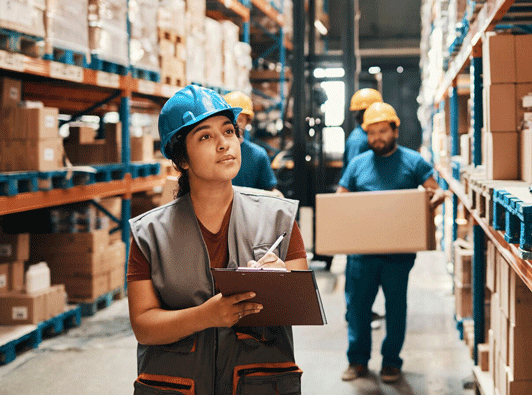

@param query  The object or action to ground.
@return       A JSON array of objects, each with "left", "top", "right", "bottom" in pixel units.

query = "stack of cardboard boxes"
[
  {"left": 484, "top": 240, "right": 532, "bottom": 395},
  {"left": 0, "top": 233, "right": 67, "bottom": 325},
  {"left": 482, "top": 33, "right": 532, "bottom": 181},
  {"left": 0, "top": 77, "right": 63, "bottom": 172},
  {"left": 64, "top": 123, "right": 121, "bottom": 165},
  {"left": 31, "top": 229, "right": 126, "bottom": 301},
  {"left": 453, "top": 239, "right": 473, "bottom": 319}
]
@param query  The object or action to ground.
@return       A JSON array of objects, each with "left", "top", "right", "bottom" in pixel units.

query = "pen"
[{"left": 265, "top": 232, "right": 287, "bottom": 256}]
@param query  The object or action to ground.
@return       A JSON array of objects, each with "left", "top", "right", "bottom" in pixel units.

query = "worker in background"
[
  {"left": 344, "top": 88, "right": 384, "bottom": 330},
  {"left": 127, "top": 85, "right": 308, "bottom": 394},
  {"left": 342, "top": 88, "right": 383, "bottom": 176},
  {"left": 223, "top": 91, "right": 280, "bottom": 193},
  {"left": 337, "top": 102, "right": 445, "bottom": 384}
]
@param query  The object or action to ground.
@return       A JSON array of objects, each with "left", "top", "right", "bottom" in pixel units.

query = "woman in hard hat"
[
  {"left": 126, "top": 85, "right": 308, "bottom": 394},
  {"left": 223, "top": 91, "right": 279, "bottom": 192},
  {"left": 337, "top": 102, "right": 445, "bottom": 383}
]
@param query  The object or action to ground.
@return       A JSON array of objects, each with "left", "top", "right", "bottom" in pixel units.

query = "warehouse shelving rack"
[{"left": 420, "top": 0, "right": 532, "bottom": 391}]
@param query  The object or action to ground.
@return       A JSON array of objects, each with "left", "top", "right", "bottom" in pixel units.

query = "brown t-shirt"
[{"left": 127, "top": 205, "right": 307, "bottom": 282}]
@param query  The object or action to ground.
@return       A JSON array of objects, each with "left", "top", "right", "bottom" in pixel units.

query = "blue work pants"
[{"left": 345, "top": 254, "right": 415, "bottom": 369}]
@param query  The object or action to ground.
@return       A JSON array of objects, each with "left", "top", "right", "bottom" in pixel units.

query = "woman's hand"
[
  {"left": 247, "top": 252, "right": 287, "bottom": 269},
  {"left": 201, "top": 292, "right": 263, "bottom": 328}
]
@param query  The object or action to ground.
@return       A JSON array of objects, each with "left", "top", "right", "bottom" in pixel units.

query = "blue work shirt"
[
  {"left": 339, "top": 145, "right": 434, "bottom": 261},
  {"left": 342, "top": 126, "right": 370, "bottom": 175},
  {"left": 232, "top": 139, "right": 277, "bottom": 190}
]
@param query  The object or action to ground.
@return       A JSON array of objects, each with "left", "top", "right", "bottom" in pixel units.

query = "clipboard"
[{"left": 211, "top": 268, "right": 327, "bottom": 327}]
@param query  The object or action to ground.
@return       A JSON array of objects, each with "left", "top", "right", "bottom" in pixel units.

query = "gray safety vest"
[{"left": 129, "top": 187, "right": 303, "bottom": 395}]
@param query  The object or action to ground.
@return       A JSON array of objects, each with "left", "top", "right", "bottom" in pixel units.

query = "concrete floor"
[{"left": 0, "top": 251, "right": 474, "bottom": 395}]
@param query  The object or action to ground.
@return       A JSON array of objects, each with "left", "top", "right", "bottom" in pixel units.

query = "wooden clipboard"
[{"left": 211, "top": 268, "right": 327, "bottom": 327}]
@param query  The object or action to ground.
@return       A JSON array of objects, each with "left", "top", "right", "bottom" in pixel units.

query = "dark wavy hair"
[{"left": 168, "top": 116, "right": 241, "bottom": 198}]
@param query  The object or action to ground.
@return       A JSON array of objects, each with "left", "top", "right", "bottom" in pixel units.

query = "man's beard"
[{"left": 370, "top": 137, "right": 397, "bottom": 156}]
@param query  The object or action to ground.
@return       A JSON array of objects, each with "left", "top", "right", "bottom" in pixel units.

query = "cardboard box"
[
  {"left": 499, "top": 252, "right": 510, "bottom": 318},
  {"left": 500, "top": 313, "right": 509, "bottom": 366},
  {"left": 483, "top": 33, "right": 516, "bottom": 85},
  {"left": 38, "top": 252, "right": 107, "bottom": 276},
  {"left": 484, "top": 83, "right": 517, "bottom": 133},
  {"left": 0, "top": 233, "right": 30, "bottom": 263},
  {"left": 509, "top": 322, "right": 532, "bottom": 381},
  {"left": 31, "top": 229, "right": 109, "bottom": 255},
  {"left": 64, "top": 140, "right": 107, "bottom": 165},
  {"left": 160, "top": 176, "right": 179, "bottom": 205},
  {"left": 10, "top": 261, "right": 25, "bottom": 291},
  {"left": 489, "top": 329, "right": 496, "bottom": 380},
  {"left": 453, "top": 239, "right": 472, "bottom": 285},
  {"left": 19, "top": 107, "right": 59, "bottom": 140},
  {"left": 0, "top": 289, "right": 47, "bottom": 325},
  {"left": 509, "top": 270, "right": 532, "bottom": 327},
  {"left": 0, "top": 138, "right": 64, "bottom": 172},
  {"left": 0, "top": 78, "right": 22, "bottom": 108},
  {"left": 485, "top": 132, "right": 519, "bottom": 180},
  {"left": 131, "top": 135, "right": 154, "bottom": 162},
  {"left": 67, "top": 126, "right": 96, "bottom": 144},
  {"left": 515, "top": 35, "right": 532, "bottom": 83},
  {"left": 48, "top": 284, "right": 67, "bottom": 317},
  {"left": 0, "top": 263, "right": 9, "bottom": 294},
  {"left": 515, "top": 83, "right": 532, "bottom": 132},
  {"left": 109, "top": 265, "right": 125, "bottom": 291},
  {"left": 507, "top": 368, "right": 532, "bottom": 395},
  {"left": 487, "top": 240, "right": 497, "bottom": 292},
  {"left": 315, "top": 189, "right": 436, "bottom": 255},
  {"left": 454, "top": 278, "right": 472, "bottom": 318},
  {"left": 520, "top": 128, "right": 532, "bottom": 183},
  {"left": 478, "top": 343, "right": 490, "bottom": 372},
  {"left": 52, "top": 273, "right": 109, "bottom": 300},
  {"left": 107, "top": 241, "right": 126, "bottom": 271}
]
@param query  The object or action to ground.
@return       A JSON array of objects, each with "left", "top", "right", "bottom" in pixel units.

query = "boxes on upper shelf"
[
  {"left": 484, "top": 131, "right": 518, "bottom": 180},
  {"left": 131, "top": 135, "right": 154, "bottom": 162},
  {"left": 483, "top": 33, "right": 516, "bottom": 85}
]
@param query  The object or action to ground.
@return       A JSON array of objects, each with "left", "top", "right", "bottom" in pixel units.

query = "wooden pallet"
[
  {"left": 157, "top": 29, "right": 185, "bottom": 44},
  {"left": 129, "top": 162, "right": 161, "bottom": 179},
  {"left": 0, "top": 306, "right": 81, "bottom": 365},
  {"left": 129, "top": 66, "right": 161, "bottom": 82},
  {"left": 43, "top": 45, "right": 88, "bottom": 67},
  {"left": 70, "top": 287, "right": 125, "bottom": 317},
  {"left": 0, "top": 28, "right": 43, "bottom": 57}
]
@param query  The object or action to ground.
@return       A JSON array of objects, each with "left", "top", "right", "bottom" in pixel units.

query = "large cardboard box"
[
  {"left": 0, "top": 290, "right": 47, "bottom": 325},
  {"left": 107, "top": 241, "right": 126, "bottom": 271},
  {"left": 53, "top": 273, "right": 109, "bottom": 300},
  {"left": 484, "top": 83, "right": 517, "bottom": 133},
  {"left": 454, "top": 278, "right": 472, "bottom": 318},
  {"left": 0, "top": 78, "right": 22, "bottom": 108},
  {"left": 38, "top": 252, "right": 107, "bottom": 276},
  {"left": 515, "top": 35, "right": 532, "bottom": 83},
  {"left": 0, "top": 263, "right": 9, "bottom": 294},
  {"left": 315, "top": 189, "right": 436, "bottom": 255},
  {"left": 67, "top": 125, "right": 96, "bottom": 144},
  {"left": 31, "top": 229, "right": 109, "bottom": 255},
  {"left": 453, "top": 239, "right": 472, "bottom": 285},
  {"left": 0, "top": 138, "right": 64, "bottom": 171},
  {"left": 19, "top": 107, "right": 59, "bottom": 140},
  {"left": 131, "top": 135, "right": 154, "bottom": 162},
  {"left": 483, "top": 33, "right": 516, "bottom": 85},
  {"left": 509, "top": 323, "right": 532, "bottom": 381},
  {"left": 160, "top": 176, "right": 179, "bottom": 205},
  {"left": 487, "top": 240, "right": 497, "bottom": 292},
  {"left": 485, "top": 132, "right": 519, "bottom": 180},
  {"left": 10, "top": 261, "right": 25, "bottom": 291},
  {"left": 509, "top": 270, "right": 532, "bottom": 327},
  {"left": 0, "top": 233, "right": 30, "bottom": 263},
  {"left": 109, "top": 265, "right": 125, "bottom": 291}
]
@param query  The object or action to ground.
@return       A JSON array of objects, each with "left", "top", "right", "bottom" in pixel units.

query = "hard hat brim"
[
  {"left": 362, "top": 117, "right": 401, "bottom": 131},
  {"left": 162, "top": 106, "right": 242, "bottom": 158}
]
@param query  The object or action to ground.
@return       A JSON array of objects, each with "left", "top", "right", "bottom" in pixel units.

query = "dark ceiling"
[{"left": 325, "top": 0, "right": 422, "bottom": 69}]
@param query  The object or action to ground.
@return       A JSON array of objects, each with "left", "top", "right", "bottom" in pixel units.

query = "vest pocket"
[
  {"left": 134, "top": 373, "right": 195, "bottom": 395},
  {"left": 232, "top": 362, "right": 302, "bottom": 395},
  {"left": 157, "top": 334, "right": 197, "bottom": 353}
]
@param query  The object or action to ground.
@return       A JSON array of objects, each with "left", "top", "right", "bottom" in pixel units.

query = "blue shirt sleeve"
[
  {"left": 414, "top": 156, "right": 435, "bottom": 186},
  {"left": 338, "top": 160, "right": 356, "bottom": 191}
]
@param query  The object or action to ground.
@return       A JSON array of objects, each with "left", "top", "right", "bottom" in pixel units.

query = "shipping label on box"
[
  {"left": 0, "top": 77, "right": 22, "bottom": 108},
  {"left": 315, "top": 189, "right": 436, "bottom": 255},
  {"left": 0, "top": 263, "right": 9, "bottom": 293}
]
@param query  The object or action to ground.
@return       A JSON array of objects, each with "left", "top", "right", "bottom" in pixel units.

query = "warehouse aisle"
[{"left": 0, "top": 251, "right": 474, "bottom": 395}]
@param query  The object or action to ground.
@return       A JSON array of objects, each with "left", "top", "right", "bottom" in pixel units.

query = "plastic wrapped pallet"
[
  {"left": 0, "top": 0, "right": 46, "bottom": 38},
  {"left": 129, "top": 0, "right": 159, "bottom": 72},
  {"left": 158, "top": 0, "right": 186, "bottom": 37},
  {"left": 234, "top": 42, "right": 252, "bottom": 95},
  {"left": 185, "top": 0, "right": 205, "bottom": 31},
  {"left": 204, "top": 18, "right": 223, "bottom": 87},
  {"left": 185, "top": 28, "right": 205, "bottom": 85},
  {"left": 221, "top": 21, "right": 239, "bottom": 89},
  {"left": 45, "top": 0, "right": 89, "bottom": 55},
  {"left": 88, "top": 0, "right": 129, "bottom": 66}
]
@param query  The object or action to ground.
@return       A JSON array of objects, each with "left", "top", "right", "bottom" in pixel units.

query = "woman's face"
[{"left": 182, "top": 115, "right": 241, "bottom": 184}]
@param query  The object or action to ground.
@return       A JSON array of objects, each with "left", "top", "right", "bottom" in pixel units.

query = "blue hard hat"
[{"left": 159, "top": 85, "right": 242, "bottom": 158}]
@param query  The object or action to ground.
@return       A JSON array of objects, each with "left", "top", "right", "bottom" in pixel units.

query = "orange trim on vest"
[
  {"left": 136, "top": 373, "right": 195, "bottom": 395},
  {"left": 232, "top": 362, "right": 302, "bottom": 394}
]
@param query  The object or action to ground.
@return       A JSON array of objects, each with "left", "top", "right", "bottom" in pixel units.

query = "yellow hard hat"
[
  {"left": 349, "top": 88, "right": 383, "bottom": 111},
  {"left": 223, "top": 91, "right": 254, "bottom": 118},
  {"left": 361, "top": 102, "right": 401, "bottom": 130}
]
